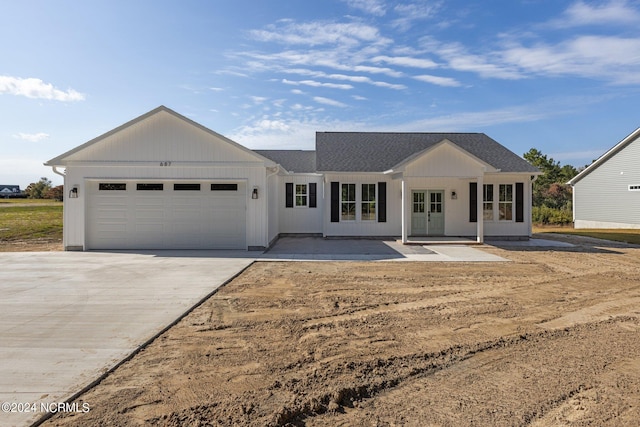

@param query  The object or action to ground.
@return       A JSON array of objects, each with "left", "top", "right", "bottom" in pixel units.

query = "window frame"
[
  {"left": 498, "top": 184, "right": 513, "bottom": 221},
  {"left": 483, "top": 184, "right": 494, "bottom": 221},
  {"left": 361, "top": 183, "right": 376, "bottom": 221},
  {"left": 295, "top": 184, "right": 307, "bottom": 207},
  {"left": 341, "top": 183, "right": 356, "bottom": 221}
]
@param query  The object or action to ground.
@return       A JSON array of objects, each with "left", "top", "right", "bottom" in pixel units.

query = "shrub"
[{"left": 532, "top": 206, "right": 573, "bottom": 225}]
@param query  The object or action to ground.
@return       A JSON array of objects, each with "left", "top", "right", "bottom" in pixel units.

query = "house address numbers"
[{"left": 160, "top": 161, "right": 172, "bottom": 166}]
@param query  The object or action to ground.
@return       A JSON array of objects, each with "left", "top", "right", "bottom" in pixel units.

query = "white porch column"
[
  {"left": 477, "top": 174, "right": 484, "bottom": 243},
  {"left": 401, "top": 177, "right": 408, "bottom": 243}
]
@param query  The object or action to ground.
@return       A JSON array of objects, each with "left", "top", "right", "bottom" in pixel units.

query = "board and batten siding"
[
  {"left": 574, "top": 137, "right": 640, "bottom": 228},
  {"left": 278, "top": 175, "right": 323, "bottom": 234},
  {"left": 323, "top": 174, "right": 401, "bottom": 237}
]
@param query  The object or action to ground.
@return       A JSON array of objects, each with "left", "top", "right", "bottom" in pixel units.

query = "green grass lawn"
[
  {"left": 0, "top": 201, "right": 63, "bottom": 241},
  {"left": 534, "top": 226, "right": 640, "bottom": 245}
]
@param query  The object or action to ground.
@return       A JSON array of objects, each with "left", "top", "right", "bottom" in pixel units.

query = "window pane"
[
  {"left": 362, "top": 202, "right": 376, "bottom": 221},
  {"left": 341, "top": 202, "right": 355, "bottom": 220},
  {"left": 342, "top": 184, "right": 355, "bottom": 202},
  {"left": 295, "top": 184, "right": 307, "bottom": 206},
  {"left": 99, "top": 183, "right": 126, "bottom": 191},
  {"left": 211, "top": 183, "right": 238, "bottom": 191},
  {"left": 500, "top": 203, "right": 513, "bottom": 220},
  {"left": 137, "top": 183, "right": 163, "bottom": 191},
  {"left": 174, "top": 183, "right": 201, "bottom": 191},
  {"left": 362, "top": 184, "right": 375, "bottom": 201}
]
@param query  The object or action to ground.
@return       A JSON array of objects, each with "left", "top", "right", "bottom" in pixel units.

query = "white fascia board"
[{"left": 55, "top": 160, "right": 269, "bottom": 168}]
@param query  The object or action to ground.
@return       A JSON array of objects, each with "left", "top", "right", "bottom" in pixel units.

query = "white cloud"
[
  {"left": 250, "top": 96, "right": 268, "bottom": 104},
  {"left": 371, "top": 81, "right": 407, "bottom": 90},
  {"left": 500, "top": 35, "right": 640, "bottom": 84},
  {"left": 313, "top": 96, "right": 348, "bottom": 107},
  {"left": 290, "top": 89, "right": 305, "bottom": 95},
  {"left": 282, "top": 79, "right": 353, "bottom": 90},
  {"left": 396, "top": 106, "right": 552, "bottom": 131},
  {"left": 426, "top": 40, "right": 524, "bottom": 80},
  {"left": 372, "top": 55, "right": 439, "bottom": 69},
  {"left": 0, "top": 76, "right": 85, "bottom": 101},
  {"left": 341, "top": 0, "right": 386, "bottom": 16},
  {"left": 352, "top": 95, "right": 367, "bottom": 100},
  {"left": 12, "top": 132, "right": 50, "bottom": 142},
  {"left": 550, "top": 0, "right": 640, "bottom": 28},
  {"left": 209, "top": 87, "right": 224, "bottom": 91},
  {"left": 413, "top": 74, "right": 462, "bottom": 87},
  {"left": 250, "top": 21, "right": 389, "bottom": 47},
  {"left": 392, "top": 2, "right": 442, "bottom": 31}
]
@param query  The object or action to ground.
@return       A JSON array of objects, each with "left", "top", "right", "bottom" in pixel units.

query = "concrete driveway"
[{"left": 0, "top": 251, "right": 254, "bottom": 427}]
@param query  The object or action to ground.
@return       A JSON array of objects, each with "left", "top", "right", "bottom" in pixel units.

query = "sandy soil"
[
  {"left": 0, "top": 239, "right": 62, "bottom": 252},
  {"left": 44, "top": 238, "right": 640, "bottom": 426}
]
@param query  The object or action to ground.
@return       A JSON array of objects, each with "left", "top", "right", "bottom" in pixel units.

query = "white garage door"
[{"left": 86, "top": 181, "right": 246, "bottom": 250}]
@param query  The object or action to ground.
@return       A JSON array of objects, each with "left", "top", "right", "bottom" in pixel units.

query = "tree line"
[
  {"left": 523, "top": 148, "right": 580, "bottom": 225},
  {"left": 24, "top": 177, "right": 63, "bottom": 201}
]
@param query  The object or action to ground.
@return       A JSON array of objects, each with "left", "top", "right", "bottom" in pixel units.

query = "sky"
[{"left": 1, "top": 0, "right": 640, "bottom": 189}]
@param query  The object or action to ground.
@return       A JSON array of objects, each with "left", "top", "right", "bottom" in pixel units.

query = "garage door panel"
[{"left": 87, "top": 181, "right": 246, "bottom": 250}]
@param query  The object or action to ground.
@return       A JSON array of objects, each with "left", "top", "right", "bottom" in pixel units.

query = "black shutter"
[
  {"left": 378, "top": 182, "right": 386, "bottom": 222},
  {"left": 309, "top": 183, "right": 317, "bottom": 208},
  {"left": 285, "top": 183, "right": 293, "bottom": 208},
  {"left": 515, "top": 182, "right": 524, "bottom": 223},
  {"left": 469, "top": 182, "right": 478, "bottom": 223},
  {"left": 331, "top": 182, "right": 340, "bottom": 222}
]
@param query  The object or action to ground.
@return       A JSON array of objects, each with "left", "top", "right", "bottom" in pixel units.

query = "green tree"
[
  {"left": 25, "top": 177, "right": 52, "bottom": 199},
  {"left": 523, "top": 149, "right": 578, "bottom": 209},
  {"left": 44, "top": 185, "right": 64, "bottom": 201}
]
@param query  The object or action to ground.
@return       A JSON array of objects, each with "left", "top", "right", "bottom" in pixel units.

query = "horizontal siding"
[
  {"left": 575, "top": 137, "right": 640, "bottom": 225},
  {"left": 405, "top": 142, "right": 487, "bottom": 177}
]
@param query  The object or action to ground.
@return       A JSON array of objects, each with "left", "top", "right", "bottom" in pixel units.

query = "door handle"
[{"left": 428, "top": 212, "right": 431, "bottom": 221}]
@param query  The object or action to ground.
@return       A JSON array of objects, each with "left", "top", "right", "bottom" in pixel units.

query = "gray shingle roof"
[
  {"left": 315, "top": 132, "right": 539, "bottom": 173},
  {"left": 255, "top": 150, "right": 317, "bottom": 173}
]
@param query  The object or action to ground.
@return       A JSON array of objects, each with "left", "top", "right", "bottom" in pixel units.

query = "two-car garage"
[{"left": 85, "top": 180, "right": 247, "bottom": 250}]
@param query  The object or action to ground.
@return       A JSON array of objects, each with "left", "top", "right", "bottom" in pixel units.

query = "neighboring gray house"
[
  {"left": 45, "top": 106, "right": 539, "bottom": 251},
  {"left": 0, "top": 185, "right": 22, "bottom": 197},
  {"left": 568, "top": 127, "right": 640, "bottom": 229}
]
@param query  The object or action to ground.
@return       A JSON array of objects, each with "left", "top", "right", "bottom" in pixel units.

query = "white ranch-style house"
[{"left": 45, "top": 106, "right": 539, "bottom": 251}]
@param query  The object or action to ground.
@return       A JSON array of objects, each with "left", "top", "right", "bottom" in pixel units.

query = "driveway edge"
[{"left": 30, "top": 260, "right": 256, "bottom": 427}]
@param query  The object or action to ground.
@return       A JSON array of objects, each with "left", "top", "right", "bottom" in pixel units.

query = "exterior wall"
[
  {"left": 63, "top": 164, "right": 267, "bottom": 250},
  {"left": 64, "top": 110, "right": 259, "bottom": 164},
  {"left": 575, "top": 219, "right": 640, "bottom": 229},
  {"left": 279, "top": 174, "right": 324, "bottom": 234},
  {"left": 323, "top": 174, "right": 401, "bottom": 236},
  {"left": 482, "top": 173, "right": 532, "bottom": 237},
  {"left": 267, "top": 171, "right": 280, "bottom": 244},
  {"left": 404, "top": 177, "right": 476, "bottom": 236},
  {"left": 574, "top": 137, "right": 640, "bottom": 227}
]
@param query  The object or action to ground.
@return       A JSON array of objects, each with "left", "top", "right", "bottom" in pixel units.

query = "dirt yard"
[{"left": 44, "top": 238, "right": 640, "bottom": 426}]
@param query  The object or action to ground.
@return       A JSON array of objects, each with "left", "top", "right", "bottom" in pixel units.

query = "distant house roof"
[
  {"left": 568, "top": 127, "right": 640, "bottom": 186},
  {"left": 0, "top": 185, "right": 21, "bottom": 193},
  {"left": 254, "top": 150, "right": 317, "bottom": 173},
  {"left": 315, "top": 132, "right": 539, "bottom": 173}
]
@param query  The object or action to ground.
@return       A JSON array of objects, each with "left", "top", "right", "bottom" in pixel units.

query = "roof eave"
[{"left": 568, "top": 127, "right": 640, "bottom": 186}]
